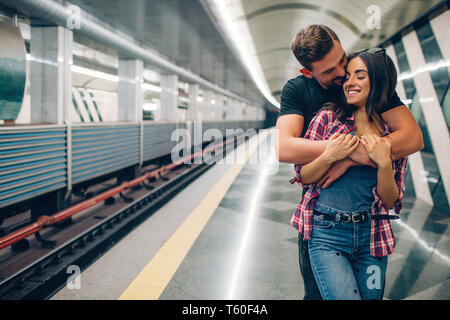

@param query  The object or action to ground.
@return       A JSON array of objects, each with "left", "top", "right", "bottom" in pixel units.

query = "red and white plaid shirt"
[{"left": 289, "top": 110, "right": 408, "bottom": 257}]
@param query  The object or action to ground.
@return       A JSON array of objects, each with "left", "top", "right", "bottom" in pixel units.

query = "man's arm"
[
  {"left": 300, "top": 133, "right": 359, "bottom": 184},
  {"left": 318, "top": 105, "right": 424, "bottom": 188},
  {"left": 347, "top": 105, "right": 423, "bottom": 163},
  {"left": 381, "top": 105, "right": 424, "bottom": 160},
  {"left": 275, "top": 114, "right": 327, "bottom": 164},
  {"left": 348, "top": 105, "right": 423, "bottom": 163}
]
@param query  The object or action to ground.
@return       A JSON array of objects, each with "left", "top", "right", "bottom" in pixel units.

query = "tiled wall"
[{"left": 384, "top": 7, "right": 450, "bottom": 211}]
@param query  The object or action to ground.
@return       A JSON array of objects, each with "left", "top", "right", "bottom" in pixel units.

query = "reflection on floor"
[
  {"left": 160, "top": 152, "right": 450, "bottom": 300},
  {"left": 386, "top": 197, "right": 450, "bottom": 299}
]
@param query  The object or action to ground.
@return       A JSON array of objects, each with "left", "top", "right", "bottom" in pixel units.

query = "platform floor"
[{"left": 52, "top": 131, "right": 450, "bottom": 300}]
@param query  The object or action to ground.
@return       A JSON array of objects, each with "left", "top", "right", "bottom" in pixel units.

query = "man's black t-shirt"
[{"left": 278, "top": 75, "right": 404, "bottom": 137}]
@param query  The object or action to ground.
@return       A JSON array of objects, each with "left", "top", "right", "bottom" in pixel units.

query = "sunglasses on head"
[
  {"left": 356, "top": 47, "right": 387, "bottom": 64},
  {"left": 358, "top": 47, "right": 386, "bottom": 54}
]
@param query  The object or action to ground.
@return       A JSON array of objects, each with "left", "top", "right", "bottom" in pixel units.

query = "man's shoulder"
[
  {"left": 283, "top": 74, "right": 315, "bottom": 90},
  {"left": 281, "top": 75, "right": 316, "bottom": 103},
  {"left": 279, "top": 75, "right": 322, "bottom": 119},
  {"left": 282, "top": 75, "right": 319, "bottom": 100}
]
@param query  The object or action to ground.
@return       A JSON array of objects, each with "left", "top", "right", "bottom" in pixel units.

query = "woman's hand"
[
  {"left": 322, "top": 132, "right": 359, "bottom": 163},
  {"left": 299, "top": 132, "right": 358, "bottom": 185},
  {"left": 360, "top": 134, "right": 392, "bottom": 168}
]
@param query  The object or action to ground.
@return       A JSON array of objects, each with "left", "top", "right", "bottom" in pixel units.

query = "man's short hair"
[{"left": 291, "top": 25, "right": 340, "bottom": 70}]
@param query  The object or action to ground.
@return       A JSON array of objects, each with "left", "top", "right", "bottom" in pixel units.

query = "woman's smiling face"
[{"left": 343, "top": 57, "right": 370, "bottom": 108}]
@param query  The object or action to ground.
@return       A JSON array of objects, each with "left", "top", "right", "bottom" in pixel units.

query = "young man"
[{"left": 276, "top": 25, "right": 424, "bottom": 300}]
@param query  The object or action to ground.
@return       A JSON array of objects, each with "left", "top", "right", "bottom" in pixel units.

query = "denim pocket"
[{"left": 312, "top": 214, "right": 334, "bottom": 229}]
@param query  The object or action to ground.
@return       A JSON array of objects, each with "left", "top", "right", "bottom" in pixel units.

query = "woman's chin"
[{"left": 346, "top": 98, "right": 364, "bottom": 107}]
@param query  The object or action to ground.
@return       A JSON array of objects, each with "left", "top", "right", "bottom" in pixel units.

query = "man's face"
[{"left": 305, "top": 40, "right": 347, "bottom": 90}]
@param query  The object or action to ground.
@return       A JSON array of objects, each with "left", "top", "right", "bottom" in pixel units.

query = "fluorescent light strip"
[
  {"left": 209, "top": 0, "right": 280, "bottom": 108},
  {"left": 71, "top": 65, "right": 119, "bottom": 82},
  {"left": 28, "top": 54, "right": 162, "bottom": 92},
  {"left": 142, "top": 83, "right": 162, "bottom": 93},
  {"left": 398, "top": 59, "right": 450, "bottom": 81},
  {"left": 404, "top": 99, "right": 413, "bottom": 105},
  {"left": 403, "top": 97, "right": 435, "bottom": 105},
  {"left": 73, "top": 65, "right": 161, "bottom": 92},
  {"left": 26, "top": 53, "right": 58, "bottom": 67},
  {"left": 73, "top": 65, "right": 162, "bottom": 92}
]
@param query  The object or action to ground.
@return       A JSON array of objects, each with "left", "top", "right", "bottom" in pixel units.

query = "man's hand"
[
  {"left": 276, "top": 114, "right": 328, "bottom": 164},
  {"left": 317, "top": 158, "right": 356, "bottom": 188},
  {"left": 348, "top": 141, "right": 377, "bottom": 168}
]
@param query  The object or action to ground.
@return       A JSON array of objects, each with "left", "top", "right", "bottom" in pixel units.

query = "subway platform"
[{"left": 51, "top": 131, "right": 450, "bottom": 300}]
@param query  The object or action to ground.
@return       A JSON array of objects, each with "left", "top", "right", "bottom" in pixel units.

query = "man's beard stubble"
[{"left": 329, "top": 76, "right": 346, "bottom": 89}]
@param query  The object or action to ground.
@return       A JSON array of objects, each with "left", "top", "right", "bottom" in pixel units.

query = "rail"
[{"left": 0, "top": 131, "right": 249, "bottom": 251}]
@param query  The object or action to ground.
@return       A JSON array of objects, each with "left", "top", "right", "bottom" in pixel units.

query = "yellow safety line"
[{"left": 118, "top": 130, "right": 270, "bottom": 300}]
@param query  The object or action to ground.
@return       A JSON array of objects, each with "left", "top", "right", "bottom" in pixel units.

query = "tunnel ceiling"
[
  {"left": 63, "top": 0, "right": 267, "bottom": 105},
  {"left": 220, "top": 0, "right": 442, "bottom": 102},
  {"left": 1, "top": 0, "right": 442, "bottom": 109}
]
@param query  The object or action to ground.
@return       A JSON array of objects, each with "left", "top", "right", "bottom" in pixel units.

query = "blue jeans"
[
  {"left": 298, "top": 233, "right": 322, "bottom": 300},
  {"left": 308, "top": 212, "right": 388, "bottom": 300}
]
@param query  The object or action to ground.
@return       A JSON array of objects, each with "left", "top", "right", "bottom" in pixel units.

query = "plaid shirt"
[{"left": 289, "top": 110, "right": 408, "bottom": 257}]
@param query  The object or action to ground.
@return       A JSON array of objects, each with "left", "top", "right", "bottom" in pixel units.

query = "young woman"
[{"left": 289, "top": 49, "right": 408, "bottom": 300}]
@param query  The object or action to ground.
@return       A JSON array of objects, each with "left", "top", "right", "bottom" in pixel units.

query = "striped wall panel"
[
  {"left": 0, "top": 127, "right": 67, "bottom": 208},
  {"left": 381, "top": 5, "right": 450, "bottom": 209},
  {"left": 386, "top": 44, "right": 433, "bottom": 205},
  {"left": 71, "top": 124, "right": 140, "bottom": 184}
]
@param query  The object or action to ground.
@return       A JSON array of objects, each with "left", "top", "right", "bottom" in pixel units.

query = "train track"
[{"left": 0, "top": 134, "right": 252, "bottom": 299}]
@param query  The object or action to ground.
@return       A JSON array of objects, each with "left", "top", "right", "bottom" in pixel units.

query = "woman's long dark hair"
[{"left": 321, "top": 49, "right": 398, "bottom": 124}]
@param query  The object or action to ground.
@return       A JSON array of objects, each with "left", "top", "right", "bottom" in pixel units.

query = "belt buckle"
[
  {"left": 341, "top": 214, "right": 351, "bottom": 223},
  {"left": 352, "top": 214, "right": 361, "bottom": 223}
]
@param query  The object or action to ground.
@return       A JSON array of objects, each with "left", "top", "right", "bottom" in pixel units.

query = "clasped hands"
[{"left": 317, "top": 132, "right": 392, "bottom": 188}]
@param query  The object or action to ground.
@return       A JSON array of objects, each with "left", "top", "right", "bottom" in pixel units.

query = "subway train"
[{"left": 0, "top": 17, "right": 268, "bottom": 231}]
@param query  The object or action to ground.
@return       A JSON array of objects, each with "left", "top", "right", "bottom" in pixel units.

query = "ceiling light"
[{"left": 203, "top": 0, "right": 280, "bottom": 108}]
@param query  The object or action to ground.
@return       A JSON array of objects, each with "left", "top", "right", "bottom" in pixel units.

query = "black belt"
[{"left": 314, "top": 211, "right": 399, "bottom": 223}]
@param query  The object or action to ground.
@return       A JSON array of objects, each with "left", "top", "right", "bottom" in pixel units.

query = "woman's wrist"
[
  {"left": 377, "top": 160, "right": 393, "bottom": 170},
  {"left": 318, "top": 150, "right": 338, "bottom": 165}
]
